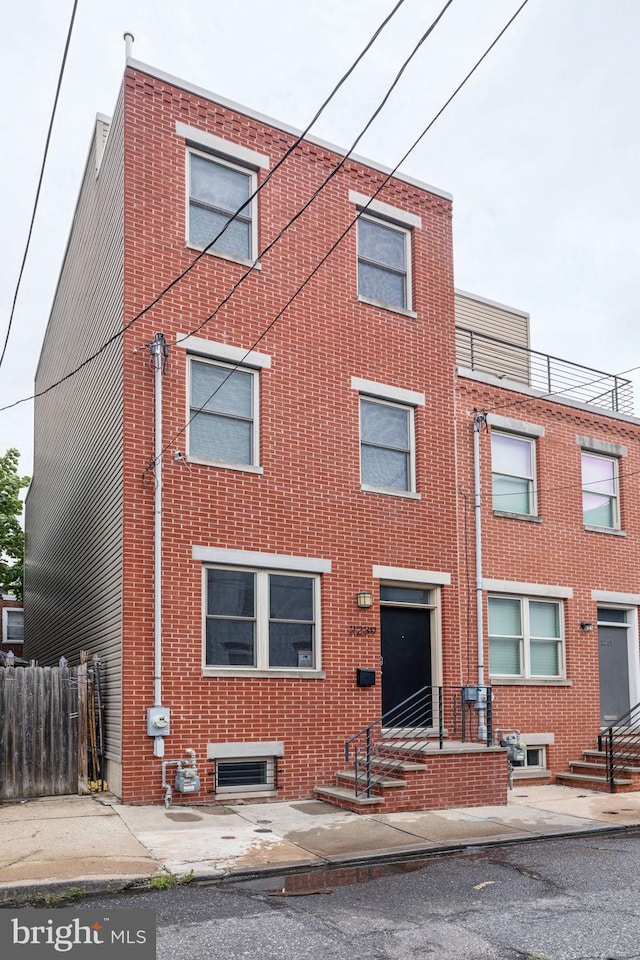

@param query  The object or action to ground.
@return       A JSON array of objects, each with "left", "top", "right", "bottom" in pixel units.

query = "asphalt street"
[{"left": 57, "top": 830, "right": 640, "bottom": 960}]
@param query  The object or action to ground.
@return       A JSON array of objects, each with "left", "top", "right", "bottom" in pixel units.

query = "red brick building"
[{"left": 24, "top": 60, "right": 640, "bottom": 806}]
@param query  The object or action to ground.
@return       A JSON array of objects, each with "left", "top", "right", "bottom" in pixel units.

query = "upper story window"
[
  {"left": 581, "top": 452, "right": 619, "bottom": 529},
  {"left": 488, "top": 595, "right": 563, "bottom": 680},
  {"left": 491, "top": 431, "right": 536, "bottom": 515},
  {"left": 360, "top": 396, "right": 415, "bottom": 494},
  {"left": 2, "top": 608, "right": 23, "bottom": 644},
  {"left": 188, "top": 149, "right": 256, "bottom": 261},
  {"left": 205, "top": 567, "right": 319, "bottom": 671},
  {"left": 357, "top": 216, "right": 411, "bottom": 311},
  {"left": 189, "top": 357, "right": 259, "bottom": 468}
]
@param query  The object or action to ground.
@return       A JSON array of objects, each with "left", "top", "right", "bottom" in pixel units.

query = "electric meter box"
[{"left": 147, "top": 706, "right": 171, "bottom": 737}]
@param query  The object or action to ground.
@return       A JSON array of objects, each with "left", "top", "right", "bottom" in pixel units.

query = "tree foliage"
[{"left": 0, "top": 449, "right": 29, "bottom": 600}]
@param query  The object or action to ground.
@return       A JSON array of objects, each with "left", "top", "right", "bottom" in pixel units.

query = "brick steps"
[
  {"left": 555, "top": 772, "right": 635, "bottom": 792},
  {"left": 557, "top": 736, "right": 640, "bottom": 793}
]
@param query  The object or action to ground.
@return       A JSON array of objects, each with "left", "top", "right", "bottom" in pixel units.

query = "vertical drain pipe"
[
  {"left": 152, "top": 333, "right": 167, "bottom": 758},
  {"left": 473, "top": 409, "right": 487, "bottom": 741}
]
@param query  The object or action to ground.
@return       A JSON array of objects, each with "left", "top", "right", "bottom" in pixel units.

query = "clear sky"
[{"left": 1, "top": 0, "right": 639, "bottom": 479}]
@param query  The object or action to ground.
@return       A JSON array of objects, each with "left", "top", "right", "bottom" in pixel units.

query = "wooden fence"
[{"left": 0, "top": 665, "right": 89, "bottom": 800}]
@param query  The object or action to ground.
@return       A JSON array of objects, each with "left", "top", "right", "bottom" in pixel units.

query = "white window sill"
[
  {"left": 186, "top": 242, "right": 262, "bottom": 271},
  {"left": 584, "top": 524, "right": 626, "bottom": 537},
  {"left": 361, "top": 485, "right": 421, "bottom": 500},
  {"left": 357, "top": 295, "right": 417, "bottom": 319},
  {"left": 188, "top": 456, "right": 264, "bottom": 475},
  {"left": 490, "top": 677, "right": 572, "bottom": 686},
  {"left": 203, "top": 668, "right": 326, "bottom": 680},
  {"left": 493, "top": 510, "right": 542, "bottom": 523}
]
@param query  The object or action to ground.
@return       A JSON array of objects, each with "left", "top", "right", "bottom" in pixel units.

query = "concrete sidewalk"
[{"left": 2, "top": 785, "right": 640, "bottom": 902}]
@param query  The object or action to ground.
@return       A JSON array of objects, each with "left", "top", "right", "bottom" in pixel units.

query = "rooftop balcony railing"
[{"left": 456, "top": 326, "right": 633, "bottom": 416}]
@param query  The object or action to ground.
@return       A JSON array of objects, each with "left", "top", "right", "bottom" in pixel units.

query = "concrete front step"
[
  {"left": 314, "top": 784, "right": 384, "bottom": 809},
  {"left": 336, "top": 770, "right": 407, "bottom": 789},
  {"left": 573, "top": 759, "right": 640, "bottom": 777},
  {"left": 555, "top": 772, "right": 633, "bottom": 792},
  {"left": 584, "top": 749, "right": 640, "bottom": 766}
]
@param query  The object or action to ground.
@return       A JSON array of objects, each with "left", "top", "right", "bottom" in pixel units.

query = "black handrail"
[
  {"left": 599, "top": 701, "right": 640, "bottom": 792},
  {"left": 344, "top": 685, "right": 493, "bottom": 799}
]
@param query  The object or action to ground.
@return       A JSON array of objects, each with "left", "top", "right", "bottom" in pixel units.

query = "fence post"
[{"left": 77, "top": 663, "right": 88, "bottom": 794}]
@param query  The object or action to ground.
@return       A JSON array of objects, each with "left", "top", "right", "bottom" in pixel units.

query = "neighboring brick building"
[{"left": 24, "top": 59, "right": 640, "bottom": 806}]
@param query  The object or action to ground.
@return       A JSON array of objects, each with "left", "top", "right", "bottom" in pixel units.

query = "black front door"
[{"left": 381, "top": 606, "right": 431, "bottom": 726}]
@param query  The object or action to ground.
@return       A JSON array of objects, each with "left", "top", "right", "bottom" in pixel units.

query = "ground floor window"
[
  {"left": 205, "top": 566, "right": 319, "bottom": 670},
  {"left": 489, "top": 595, "right": 564, "bottom": 679}
]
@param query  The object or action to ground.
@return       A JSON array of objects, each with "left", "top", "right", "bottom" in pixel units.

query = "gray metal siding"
[{"left": 25, "top": 90, "right": 124, "bottom": 770}]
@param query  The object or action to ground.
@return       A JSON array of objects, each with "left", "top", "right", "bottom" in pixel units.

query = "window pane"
[
  {"left": 189, "top": 204, "right": 251, "bottom": 258},
  {"left": 530, "top": 601, "right": 560, "bottom": 638},
  {"left": 361, "top": 400, "right": 409, "bottom": 448},
  {"left": 597, "top": 607, "right": 627, "bottom": 624},
  {"left": 380, "top": 586, "right": 430, "bottom": 605},
  {"left": 6, "top": 611, "right": 24, "bottom": 642},
  {"left": 583, "top": 492, "right": 614, "bottom": 527},
  {"left": 217, "top": 760, "right": 268, "bottom": 788},
  {"left": 489, "top": 637, "right": 521, "bottom": 675},
  {"left": 362, "top": 446, "right": 408, "bottom": 490},
  {"left": 270, "top": 575, "right": 313, "bottom": 621},
  {"left": 269, "top": 622, "right": 314, "bottom": 667},
  {"left": 191, "top": 412, "right": 252, "bottom": 463},
  {"left": 207, "top": 569, "right": 255, "bottom": 617},
  {"left": 191, "top": 154, "right": 251, "bottom": 212},
  {"left": 530, "top": 639, "right": 559, "bottom": 676},
  {"left": 582, "top": 453, "right": 616, "bottom": 495},
  {"left": 206, "top": 619, "right": 255, "bottom": 666},
  {"left": 488, "top": 597, "right": 521, "bottom": 636},
  {"left": 191, "top": 362, "right": 252, "bottom": 417},
  {"left": 492, "top": 433, "right": 532, "bottom": 476},
  {"left": 526, "top": 747, "right": 543, "bottom": 767},
  {"left": 359, "top": 219, "right": 406, "bottom": 268},
  {"left": 358, "top": 262, "right": 405, "bottom": 308},
  {"left": 492, "top": 474, "right": 531, "bottom": 513}
]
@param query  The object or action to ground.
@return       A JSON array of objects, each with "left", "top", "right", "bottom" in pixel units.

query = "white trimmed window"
[
  {"left": 189, "top": 357, "right": 259, "bottom": 467},
  {"left": 581, "top": 452, "right": 619, "bottom": 529},
  {"left": 360, "top": 396, "right": 415, "bottom": 493},
  {"left": 357, "top": 215, "right": 411, "bottom": 310},
  {"left": 2, "top": 608, "right": 23, "bottom": 644},
  {"left": 187, "top": 148, "right": 256, "bottom": 261},
  {"left": 205, "top": 567, "right": 319, "bottom": 670},
  {"left": 491, "top": 431, "right": 536, "bottom": 515},
  {"left": 214, "top": 757, "right": 276, "bottom": 795},
  {"left": 488, "top": 596, "right": 564, "bottom": 679}
]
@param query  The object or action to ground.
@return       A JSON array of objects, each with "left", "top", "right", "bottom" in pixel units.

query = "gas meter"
[
  {"left": 499, "top": 733, "right": 525, "bottom": 765},
  {"left": 175, "top": 766, "right": 200, "bottom": 794}
]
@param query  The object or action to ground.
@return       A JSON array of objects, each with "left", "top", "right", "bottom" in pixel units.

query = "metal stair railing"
[
  {"left": 597, "top": 701, "right": 640, "bottom": 793},
  {"left": 344, "top": 685, "right": 493, "bottom": 799}
]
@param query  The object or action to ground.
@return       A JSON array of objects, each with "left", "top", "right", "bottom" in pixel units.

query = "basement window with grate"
[{"left": 214, "top": 757, "right": 276, "bottom": 795}]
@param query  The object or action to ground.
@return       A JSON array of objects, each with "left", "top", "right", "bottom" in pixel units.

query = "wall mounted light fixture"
[
  {"left": 356, "top": 591, "right": 374, "bottom": 609},
  {"left": 580, "top": 621, "right": 594, "bottom": 633}
]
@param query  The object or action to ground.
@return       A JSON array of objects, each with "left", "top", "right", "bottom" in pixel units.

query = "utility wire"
[
  {"left": 0, "top": 0, "right": 79, "bottom": 374},
  {"left": 151, "top": 0, "right": 531, "bottom": 470},
  {"left": 0, "top": 0, "right": 409, "bottom": 412},
  {"left": 174, "top": 0, "right": 455, "bottom": 346}
]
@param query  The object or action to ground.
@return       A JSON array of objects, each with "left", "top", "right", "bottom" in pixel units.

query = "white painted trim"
[
  {"left": 577, "top": 435, "right": 627, "bottom": 458},
  {"left": 348, "top": 190, "right": 422, "bottom": 229},
  {"left": 373, "top": 566, "right": 451, "bottom": 586},
  {"left": 592, "top": 590, "right": 640, "bottom": 605},
  {"left": 207, "top": 741, "right": 284, "bottom": 759},
  {"left": 483, "top": 578, "right": 573, "bottom": 599},
  {"left": 193, "top": 546, "right": 331, "bottom": 573},
  {"left": 487, "top": 414, "right": 545, "bottom": 438},
  {"left": 128, "top": 61, "right": 452, "bottom": 200},
  {"left": 2, "top": 607, "right": 23, "bottom": 644},
  {"left": 178, "top": 336, "right": 271, "bottom": 368},
  {"left": 176, "top": 120, "right": 269, "bottom": 169},
  {"left": 351, "top": 377, "right": 425, "bottom": 407}
]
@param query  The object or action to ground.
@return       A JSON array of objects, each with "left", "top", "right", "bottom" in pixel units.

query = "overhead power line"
[
  {"left": 0, "top": 0, "right": 410, "bottom": 412},
  {"left": 0, "top": 0, "right": 79, "bottom": 375},
  {"left": 151, "top": 0, "right": 531, "bottom": 469}
]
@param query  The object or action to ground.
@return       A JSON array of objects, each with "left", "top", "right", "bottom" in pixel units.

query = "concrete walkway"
[{"left": 2, "top": 785, "right": 640, "bottom": 901}]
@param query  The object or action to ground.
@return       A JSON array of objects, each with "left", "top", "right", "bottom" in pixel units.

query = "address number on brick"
[{"left": 349, "top": 625, "right": 377, "bottom": 636}]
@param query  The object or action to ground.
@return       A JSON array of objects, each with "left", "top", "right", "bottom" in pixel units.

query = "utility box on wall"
[{"left": 356, "top": 668, "right": 376, "bottom": 687}]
